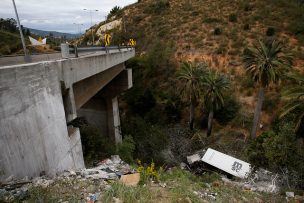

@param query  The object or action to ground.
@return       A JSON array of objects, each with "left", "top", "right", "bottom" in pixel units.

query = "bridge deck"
[{"left": 0, "top": 48, "right": 132, "bottom": 67}]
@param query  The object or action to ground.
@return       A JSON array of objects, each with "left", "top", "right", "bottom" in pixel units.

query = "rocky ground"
[{"left": 1, "top": 155, "right": 303, "bottom": 203}]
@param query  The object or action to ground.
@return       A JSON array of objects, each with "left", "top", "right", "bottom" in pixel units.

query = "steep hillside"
[
  {"left": 89, "top": 0, "right": 304, "bottom": 65},
  {"left": 82, "top": 0, "right": 304, "bottom": 134},
  {"left": 0, "top": 30, "right": 24, "bottom": 55}
]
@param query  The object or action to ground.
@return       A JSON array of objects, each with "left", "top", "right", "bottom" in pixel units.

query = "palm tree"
[
  {"left": 177, "top": 62, "right": 206, "bottom": 130},
  {"left": 201, "top": 70, "right": 230, "bottom": 136},
  {"left": 280, "top": 72, "right": 304, "bottom": 130},
  {"left": 243, "top": 39, "right": 292, "bottom": 138}
]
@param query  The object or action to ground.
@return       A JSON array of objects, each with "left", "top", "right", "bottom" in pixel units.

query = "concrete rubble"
[{"left": 0, "top": 155, "right": 136, "bottom": 202}]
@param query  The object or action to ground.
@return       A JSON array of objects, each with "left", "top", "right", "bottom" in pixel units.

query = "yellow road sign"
[
  {"left": 104, "top": 34, "right": 111, "bottom": 46},
  {"left": 128, "top": 38, "right": 136, "bottom": 46}
]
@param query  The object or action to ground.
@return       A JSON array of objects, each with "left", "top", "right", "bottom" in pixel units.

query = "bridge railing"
[{"left": 64, "top": 44, "right": 134, "bottom": 58}]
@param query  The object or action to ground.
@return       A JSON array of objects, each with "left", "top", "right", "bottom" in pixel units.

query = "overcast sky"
[{"left": 0, "top": 0, "right": 136, "bottom": 33}]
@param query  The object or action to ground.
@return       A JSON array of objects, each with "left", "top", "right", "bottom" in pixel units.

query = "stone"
[
  {"left": 119, "top": 173, "right": 140, "bottom": 186},
  {"left": 111, "top": 155, "right": 122, "bottom": 164},
  {"left": 113, "top": 197, "right": 123, "bottom": 203},
  {"left": 5, "top": 175, "right": 15, "bottom": 183},
  {"left": 180, "top": 162, "right": 187, "bottom": 170},
  {"left": 295, "top": 195, "right": 304, "bottom": 202},
  {"left": 286, "top": 192, "right": 295, "bottom": 198},
  {"left": 187, "top": 154, "right": 201, "bottom": 164},
  {"left": 243, "top": 184, "right": 252, "bottom": 190}
]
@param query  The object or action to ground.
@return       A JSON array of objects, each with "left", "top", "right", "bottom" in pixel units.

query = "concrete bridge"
[{"left": 0, "top": 46, "right": 135, "bottom": 180}]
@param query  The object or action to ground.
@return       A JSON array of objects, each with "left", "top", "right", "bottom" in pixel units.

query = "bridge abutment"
[{"left": 0, "top": 48, "right": 134, "bottom": 181}]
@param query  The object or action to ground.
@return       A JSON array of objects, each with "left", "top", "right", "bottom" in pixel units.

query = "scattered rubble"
[
  {"left": 0, "top": 155, "right": 136, "bottom": 202},
  {"left": 193, "top": 190, "right": 218, "bottom": 201},
  {"left": 186, "top": 154, "right": 201, "bottom": 164},
  {"left": 119, "top": 173, "right": 140, "bottom": 186}
]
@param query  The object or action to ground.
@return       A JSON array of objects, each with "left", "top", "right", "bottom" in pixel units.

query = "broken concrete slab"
[
  {"left": 119, "top": 173, "right": 140, "bottom": 186},
  {"left": 187, "top": 154, "right": 201, "bottom": 164},
  {"left": 202, "top": 148, "right": 251, "bottom": 179}
]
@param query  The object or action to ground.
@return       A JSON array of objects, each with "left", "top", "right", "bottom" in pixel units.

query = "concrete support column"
[
  {"left": 106, "top": 97, "right": 122, "bottom": 144},
  {"left": 63, "top": 86, "right": 77, "bottom": 122}
]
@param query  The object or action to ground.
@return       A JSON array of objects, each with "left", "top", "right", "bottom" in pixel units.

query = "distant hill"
[{"left": 27, "top": 28, "right": 80, "bottom": 39}]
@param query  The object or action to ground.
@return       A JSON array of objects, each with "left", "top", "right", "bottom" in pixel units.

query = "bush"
[
  {"left": 266, "top": 27, "right": 275, "bottom": 36},
  {"left": 107, "top": 6, "right": 122, "bottom": 19},
  {"left": 214, "top": 95, "right": 240, "bottom": 125},
  {"left": 245, "top": 132, "right": 271, "bottom": 168},
  {"left": 245, "top": 122, "right": 304, "bottom": 189},
  {"left": 117, "top": 135, "right": 136, "bottom": 163},
  {"left": 214, "top": 27, "right": 222, "bottom": 35},
  {"left": 124, "top": 87, "right": 156, "bottom": 117},
  {"left": 228, "top": 14, "right": 237, "bottom": 22},
  {"left": 262, "top": 123, "right": 298, "bottom": 169},
  {"left": 203, "top": 18, "right": 221, "bottom": 23},
  {"left": 144, "top": 0, "right": 170, "bottom": 14},
  {"left": 122, "top": 116, "right": 168, "bottom": 164},
  {"left": 243, "top": 24, "right": 250, "bottom": 30},
  {"left": 262, "top": 94, "right": 280, "bottom": 112},
  {"left": 289, "top": 20, "right": 304, "bottom": 35},
  {"left": 80, "top": 126, "right": 115, "bottom": 166}
]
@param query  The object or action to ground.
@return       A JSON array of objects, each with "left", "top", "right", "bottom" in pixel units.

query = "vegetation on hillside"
[{"left": 79, "top": 0, "right": 304, "bottom": 192}]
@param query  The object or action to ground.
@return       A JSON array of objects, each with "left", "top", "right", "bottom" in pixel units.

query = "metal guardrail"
[{"left": 68, "top": 45, "right": 134, "bottom": 58}]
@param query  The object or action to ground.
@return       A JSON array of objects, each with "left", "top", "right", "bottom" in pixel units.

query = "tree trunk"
[
  {"left": 207, "top": 110, "right": 214, "bottom": 137},
  {"left": 250, "top": 88, "right": 265, "bottom": 138},
  {"left": 189, "top": 100, "right": 194, "bottom": 130}
]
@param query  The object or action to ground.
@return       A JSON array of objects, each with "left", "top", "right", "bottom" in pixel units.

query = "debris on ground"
[
  {"left": 0, "top": 155, "right": 136, "bottom": 202},
  {"left": 193, "top": 190, "right": 218, "bottom": 201},
  {"left": 187, "top": 154, "right": 201, "bottom": 164},
  {"left": 119, "top": 173, "right": 140, "bottom": 186},
  {"left": 186, "top": 149, "right": 283, "bottom": 194},
  {"left": 221, "top": 168, "right": 280, "bottom": 194}
]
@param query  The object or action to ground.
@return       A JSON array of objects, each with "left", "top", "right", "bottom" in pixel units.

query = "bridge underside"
[{"left": 74, "top": 65, "right": 132, "bottom": 143}]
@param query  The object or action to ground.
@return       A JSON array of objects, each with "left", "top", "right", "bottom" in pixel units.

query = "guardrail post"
[
  {"left": 74, "top": 45, "right": 78, "bottom": 58},
  {"left": 61, "top": 43, "right": 70, "bottom": 58}
]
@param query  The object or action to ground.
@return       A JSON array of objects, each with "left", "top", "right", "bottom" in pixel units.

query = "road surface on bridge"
[{"left": 0, "top": 49, "right": 128, "bottom": 67}]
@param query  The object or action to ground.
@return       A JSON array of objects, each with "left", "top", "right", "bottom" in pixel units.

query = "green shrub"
[
  {"left": 245, "top": 132, "right": 271, "bottom": 168},
  {"left": 122, "top": 117, "right": 168, "bottom": 164},
  {"left": 243, "top": 3, "right": 252, "bottom": 11},
  {"left": 243, "top": 24, "right": 250, "bottom": 30},
  {"left": 228, "top": 14, "right": 237, "bottom": 22},
  {"left": 191, "top": 11, "right": 199, "bottom": 16},
  {"left": 117, "top": 135, "right": 136, "bottom": 163},
  {"left": 262, "top": 123, "right": 298, "bottom": 169},
  {"left": 203, "top": 18, "right": 221, "bottom": 23},
  {"left": 107, "top": 6, "right": 122, "bottom": 19},
  {"left": 214, "top": 95, "right": 240, "bottom": 125},
  {"left": 266, "top": 27, "right": 275, "bottom": 36},
  {"left": 214, "top": 27, "right": 222, "bottom": 35},
  {"left": 262, "top": 94, "right": 280, "bottom": 112},
  {"left": 289, "top": 20, "right": 304, "bottom": 35},
  {"left": 124, "top": 87, "right": 156, "bottom": 117},
  {"left": 245, "top": 122, "right": 304, "bottom": 188},
  {"left": 80, "top": 126, "right": 115, "bottom": 166},
  {"left": 144, "top": 0, "right": 170, "bottom": 14}
]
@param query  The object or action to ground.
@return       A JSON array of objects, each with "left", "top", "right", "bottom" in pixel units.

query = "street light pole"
[
  {"left": 83, "top": 9, "right": 98, "bottom": 45},
  {"left": 12, "top": 0, "right": 29, "bottom": 61}
]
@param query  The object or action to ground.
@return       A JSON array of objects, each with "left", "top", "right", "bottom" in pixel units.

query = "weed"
[
  {"left": 214, "top": 27, "right": 222, "bottom": 35},
  {"left": 228, "top": 14, "right": 237, "bottom": 22},
  {"left": 266, "top": 27, "right": 275, "bottom": 36},
  {"left": 137, "top": 160, "right": 159, "bottom": 184}
]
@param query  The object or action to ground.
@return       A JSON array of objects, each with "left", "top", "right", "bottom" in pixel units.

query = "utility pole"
[
  {"left": 83, "top": 9, "right": 98, "bottom": 45},
  {"left": 12, "top": 0, "right": 30, "bottom": 61}
]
